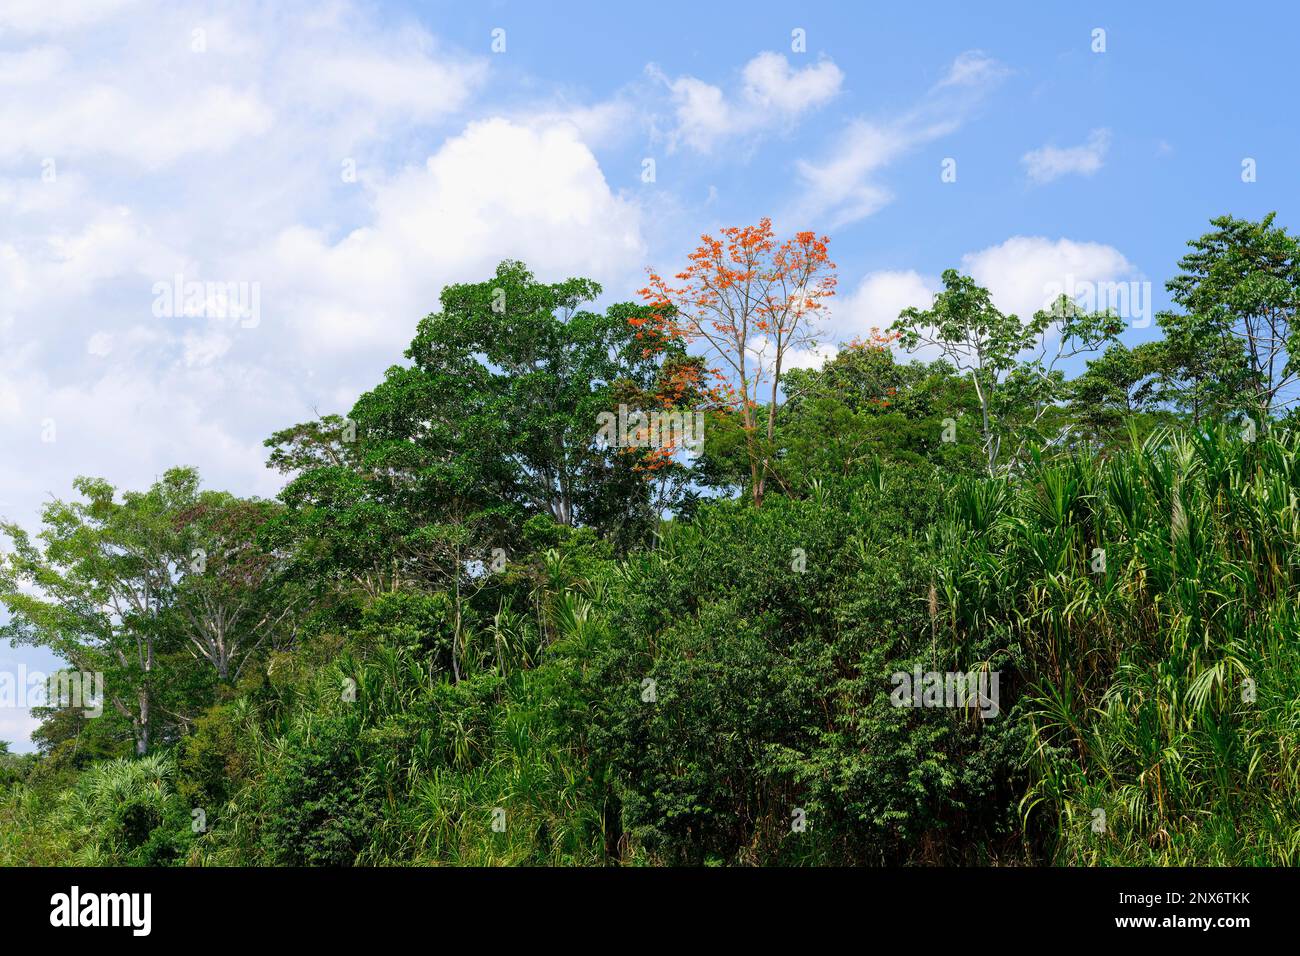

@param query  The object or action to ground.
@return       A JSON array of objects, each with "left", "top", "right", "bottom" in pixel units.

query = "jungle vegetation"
[{"left": 2, "top": 212, "right": 1298, "bottom": 866}]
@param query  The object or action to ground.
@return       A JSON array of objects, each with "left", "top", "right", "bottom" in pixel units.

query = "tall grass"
[
  {"left": 0, "top": 753, "right": 191, "bottom": 865},
  {"left": 935, "top": 425, "right": 1300, "bottom": 863}
]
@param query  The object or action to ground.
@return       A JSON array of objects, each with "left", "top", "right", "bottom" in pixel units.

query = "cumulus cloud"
[
  {"left": 781, "top": 342, "right": 840, "bottom": 372},
  {"left": 829, "top": 236, "right": 1139, "bottom": 367},
  {"left": 0, "top": 61, "right": 274, "bottom": 169},
  {"left": 253, "top": 117, "right": 645, "bottom": 356},
  {"left": 0, "top": 4, "right": 485, "bottom": 170},
  {"left": 0, "top": 0, "right": 141, "bottom": 33},
  {"left": 1021, "top": 128, "right": 1111, "bottom": 184},
  {"left": 0, "top": 354, "right": 289, "bottom": 524},
  {"left": 960, "top": 236, "right": 1137, "bottom": 319},
  {"left": 741, "top": 51, "right": 844, "bottom": 113},
  {"left": 653, "top": 51, "right": 842, "bottom": 153},
  {"left": 833, "top": 270, "right": 940, "bottom": 340}
]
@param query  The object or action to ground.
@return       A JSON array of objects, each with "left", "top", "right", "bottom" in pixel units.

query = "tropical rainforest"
[{"left": 1, "top": 213, "right": 1298, "bottom": 867}]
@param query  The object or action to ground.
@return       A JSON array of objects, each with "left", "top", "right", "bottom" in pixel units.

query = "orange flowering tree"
[{"left": 638, "top": 218, "right": 836, "bottom": 506}]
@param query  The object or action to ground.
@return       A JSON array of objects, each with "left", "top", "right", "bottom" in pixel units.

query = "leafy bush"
[
  {"left": 254, "top": 708, "right": 381, "bottom": 866},
  {"left": 585, "top": 466, "right": 1027, "bottom": 864},
  {"left": 54, "top": 753, "right": 194, "bottom": 865}
]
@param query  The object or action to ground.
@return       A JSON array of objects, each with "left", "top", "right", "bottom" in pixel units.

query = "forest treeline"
[{"left": 1, "top": 213, "right": 1298, "bottom": 865}]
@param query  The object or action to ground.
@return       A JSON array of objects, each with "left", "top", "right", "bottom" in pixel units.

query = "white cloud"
[
  {"left": 518, "top": 99, "right": 640, "bottom": 149},
  {"left": 181, "top": 331, "right": 233, "bottom": 367},
  {"left": 742, "top": 51, "right": 843, "bottom": 113},
  {"left": 834, "top": 270, "right": 939, "bottom": 340},
  {"left": 1022, "top": 128, "right": 1111, "bottom": 184},
  {"left": 255, "top": 117, "right": 646, "bottom": 356},
  {"left": 0, "top": 706, "right": 41, "bottom": 753},
  {"left": 789, "top": 51, "right": 1005, "bottom": 229},
  {"left": 0, "top": 0, "right": 141, "bottom": 33},
  {"left": 937, "top": 50, "right": 1010, "bottom": 89},
  {"left": 654, "top": 52, "right": 842, "bottom": 153},
  {"left": 0, "top": 356, "right": 288, "bottom": 528},
  {"left": 0, "top": 75, "right": 275, "bottom": 169},
  {"left": 0, "top": 45, "right": 69, "bottom": 84},
  {"left": 825, "top": 269, "right": 950, "bottom": 364},
  {"left": 792, "top": 122, "right": 912, "bottom": 228},
  {"left": 0, "top": 3, "right": 486, "bottom": 170},
  {"left": 961, "top": 236, "right": 1137, "bottom": 319},
  {"left": 276, "top": 30, "right": 486, "bottom": 143},
  {"left": 834, "top": 237, "right": 1139, "bottom": 367},
  {"left": 86, "top": 331, "right": 114, "bottom": 356},
  {"left": 0, "top": 206, "right": 182, "bottom": 359},
  {"left": 781, "top": 342, "right": 840, "bottom": 372}
]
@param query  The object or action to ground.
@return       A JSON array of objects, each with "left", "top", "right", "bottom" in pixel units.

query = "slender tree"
[
  {"left": 0, "top": 471, "right": 198, "bottom": 754},
  {"left": 640, "top": 218, "right": 836, "bottom": 506},
  {"left": 893, "top": 271, "right": 1121, "bottom": 475}
]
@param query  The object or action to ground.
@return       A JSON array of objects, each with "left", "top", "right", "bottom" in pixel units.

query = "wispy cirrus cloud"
[{"left": 788, "top": 50, "right": 1008, "bottom": 229}]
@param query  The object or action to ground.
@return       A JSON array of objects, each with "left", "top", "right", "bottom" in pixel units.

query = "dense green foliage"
[
  {"left": 938, "top": 428, "right": 1300, "bottom": 863},
  {"left": 2, "top": 216, "right": 1298, "bottom": 866}
]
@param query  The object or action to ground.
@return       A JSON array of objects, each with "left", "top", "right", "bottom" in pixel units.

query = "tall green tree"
[
  {"left": 0, "top": 470, "right": 199, "bottom": 754},
  {"left": 269, "top": 262, "right": 701, "bottom": 574},
  {"left": 373, "top": 260, "right": 698, "bottom": 531},
  {"left": 170, "top": 496, "right": 300, "bottom": 682},
  {"left": 892, "top": 271, "right": 1121, "bottom": 475},
  {"left": 1067, "top": 341, "right": 1166, "bottom": 447},
  {"left": 1156, "top": 213, "right": 1300, "bottom": 422}
]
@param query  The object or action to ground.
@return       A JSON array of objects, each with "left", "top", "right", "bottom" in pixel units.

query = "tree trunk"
[{"left": 136, "top": 687, "right": 149, "bottom": 755}]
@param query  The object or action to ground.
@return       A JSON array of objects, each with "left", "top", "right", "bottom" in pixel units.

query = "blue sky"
[
  {"left": 401, "top": 0, "right": 1298, "bottom": 299},
  {"left": 0, "top": 0, "right": 1296, "bottom": 750}
]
